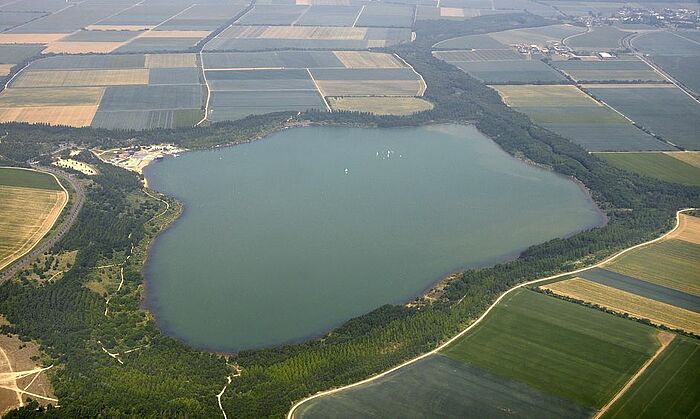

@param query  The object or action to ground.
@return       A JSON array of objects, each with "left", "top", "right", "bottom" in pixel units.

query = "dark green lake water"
[{"left": 143, "top": 124, "right": 603, "bottom": 351}]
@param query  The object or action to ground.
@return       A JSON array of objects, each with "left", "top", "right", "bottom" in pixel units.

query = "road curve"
[
  {"left": 0, "top": 165, "right": 85, "bottom": 283},
  {"left": 286, "top": 207, "right": 698, "bottom": 419}
]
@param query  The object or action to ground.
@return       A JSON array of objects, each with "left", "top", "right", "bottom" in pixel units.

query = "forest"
[{"left": 0, "top": 12, "right": 698, "bottom": 419}]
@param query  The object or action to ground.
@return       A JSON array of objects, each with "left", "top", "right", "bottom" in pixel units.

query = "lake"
[{"left": 143, "top": 124, "right": 604, "bottom": 351}]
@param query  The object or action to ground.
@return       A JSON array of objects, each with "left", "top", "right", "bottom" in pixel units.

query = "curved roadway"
[
  {"left": 287, "top": 207, "right": 698, "bottom": 419},
  {"left": 0, "top": 165, "right": 85, "bottom": 283}
]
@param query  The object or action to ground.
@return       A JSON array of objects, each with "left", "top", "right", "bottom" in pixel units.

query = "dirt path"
[
  {"left": 286, "top": 208, "right": 697, "bottom": 419},
  {"left": 593, "top": 331, "right": 675, "bottom": 419},
  {"left": 0, "top": 345, "right": 21, "bottom": 410}
]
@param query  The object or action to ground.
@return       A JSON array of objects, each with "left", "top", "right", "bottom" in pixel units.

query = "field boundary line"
[
  {"left": 626, "top": 32, "right": 700, "bottom": 105},
  {"left": 393, "top": 53, "right": 426, "bottom": 96},
  {"left": 352, "top": 5, "right": 365, "bottom": 28},
  {"left": 291, "top": 6, "right": 311, "bottom": 26},
  {"left": 4, "top": 60, "right": 32, "bottom": 90},
  {"left": 197, "top": 51, "right": 211, "bottom": 126},
  {"left": 90, "top": 0, "right": 146, "bottom": 28},
  {"left": 286, "top": 207, "right": 697, "bottom": 419},
  {"left": 593, "top": 333, "right": 675, "bottom": 418},
  {"left": 306, "top": 68, "right": 331, "bottom": 111},
  {"left": 0, "top": 166, "right": 69, "bottom": 272}
]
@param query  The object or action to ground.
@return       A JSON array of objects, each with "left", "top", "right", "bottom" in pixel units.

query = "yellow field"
[
  {"left": 0, "top": 33, "right": 67, "bottom": 44},
  {"left": 229, "top": 26, "right": 368, "bottom": 40},
  {"left": 0, "top": 105, "right": 98, "bottom": 127},
  {"left": 542, "top": 278, "right": 700, "bottom": 335},
  {"left": 42, "top": 41, "right": 126, "bottom": 54},
  {"left": 666, "top": 214, "right": 700, "bottom": 245},
  {"left": 138, "top": 30, "right": 210, "bottom": 38},
  {"left": 145, "top": 53, "right": 197, "bottom": 68},
  {"left": 328, "top": 96, "right": 433, "bottom": 115},
  {"left": 333, "top": 51, "right": 403, "bottom": 68},
  {"left": 666, "top": 151, "right": 700, "bottom": 169},
  {"left": 493, "top": 85, "right": 600, "bottom": 107},
  {"left": 12, "top": 69, "right": 149, "bottom": 88},
  {"left": 86, "top": 24, "right": 154, "bottom": 31},
  {"left": 0, "top": 64, "right": 12, "bottom": 77},
  {"left": 0, "top": 185, "right": 67, "bottom": 271},
  {"left": 440, "top": 7, "right": 464, "bottom": 17},
  {"left": 316, "top": 80, "right": 422, "bottom": 96},
  {"left": 0, "top": 87, "right": 104, "bottom": 107}
]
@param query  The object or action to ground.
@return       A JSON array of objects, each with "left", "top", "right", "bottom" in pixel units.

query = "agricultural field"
[
  {"left": 433, "top": 25, "right": 590, "bottom": 84},
  {"left": 0, "top": 167, "right": 67, "bottom": 272},
  {"left": 205, "top": 25, "right": 412, "bottom": 51},
  {"left": 0, "top": 44, "right": 43, "bottom": 76},
  {"left": 328, "top": 97, "right": 433, "bottom": 115},
  {"left": 668, "top": 151, "right": 700, "bottom": 169},
  {"left": 355, "top": 4, "right": 415, "bottom": 28},
  {"left": 651, "top": 55, "right": 700, "bottom": 96},
  {"left": 437, "top": 57, "right": 567, "bottom": 83},
  {"left": 632, "top": 31, "right": 700, "bottom": 56},
  {"left": 604, "top": 238, "right": 700, "bottom": 297},
  {"left": 309, "top": 68, "right": 424, "bottom": 96},
  {"left": 203, "top": 51, "right": 424, "bottom": 120},
  {"left": 0, "top": 0, "right": 248, "bottom": 54},
  {"left": 442, "top": 288, "right": 660, "bottom": 409},
  {"left": 595, "top": 152, "right": 700, "bottom": 187},
  {"left": 0, "top": 53, "right": 204, "bottom": 129},
  {"left": 584, "top": 84, "right": 700, "bottom": 150},
  {"left": 433, "top": 24, "right": 585, "bottom": 49},
  {"left": 493, "top": 85, "right": 671, "bottom": 151},
  {"left": 601, "top": 337, "right": 700, "bottom": 419},
  {"left": 552, "top": 58, "right": 664, "bottom": 83},
  {"left": 542, "top": 277, "right": 700, "bottom": 335},
  {"left": 565, "top": 25, "right": 628, "bottom": 51},
  {"left": 294, "top": 354, "right": 594, "bottom": 418},
  {"left": 577, "top": 267, "right": 700, "bottom": 313}
]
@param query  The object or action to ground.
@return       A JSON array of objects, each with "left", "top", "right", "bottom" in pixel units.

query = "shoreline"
[
  {"left": 286, "top": 207, "right": 697, "bottom": 419},
  {"left": 138, "top": 122, "right": 608, "bottom": 354}
]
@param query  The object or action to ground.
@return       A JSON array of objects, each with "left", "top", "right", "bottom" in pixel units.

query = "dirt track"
[{"left": 286, "top": 208, "right": 697, "bottom": 419}]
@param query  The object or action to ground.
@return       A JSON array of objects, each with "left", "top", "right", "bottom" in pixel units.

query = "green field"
[
  {"left": 295, "top": 354, "right": 594, "bottom": 419},
  {"left": 0, "top": 167, "right": 62, "bottom": 190},
  {"left": 596, "top": 152, "right": 700, "bottom": 187},
  {"left": 606, "top": 239, "right": 700, "bottom": 297},
  {"left": 602, "top": 337, "right": 700, "bottom": 419},
  {"left": 442, "top": 289, "right": 660, "bottom": 408}
]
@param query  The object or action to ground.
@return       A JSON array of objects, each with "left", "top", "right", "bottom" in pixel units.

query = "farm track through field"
[
  {"left": 196, "top": 0, "right": 258, "bottom": 126},
  {"left": 286, "top": 208, "right": 698, "bottom": 419},
  {"left": 0, "top": 166, "right": 85, "bottom": 284},
  {"left": 593, "top": 332, "right": 675, "bottom": 418}
]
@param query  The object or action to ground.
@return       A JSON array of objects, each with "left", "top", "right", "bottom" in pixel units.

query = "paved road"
[{"left": 0, "top": 165, "right": 85, "bottom": 283}]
